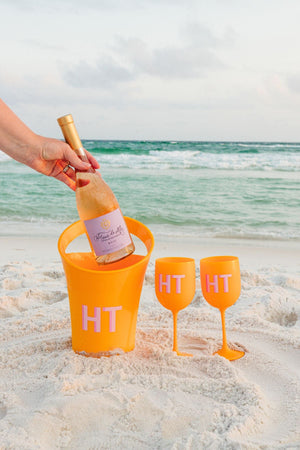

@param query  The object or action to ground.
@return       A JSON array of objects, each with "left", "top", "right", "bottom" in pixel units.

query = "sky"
[{"left": 1, "top": 0, "right": 300, "bottom": 141}]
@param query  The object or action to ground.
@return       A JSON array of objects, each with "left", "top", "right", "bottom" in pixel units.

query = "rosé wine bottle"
[{"left": 57, "top": 114, "right": 135, "bottom": 264}]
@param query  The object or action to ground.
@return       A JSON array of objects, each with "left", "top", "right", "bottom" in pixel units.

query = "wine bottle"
[{"left": 57, "top": 114, "right": 135, "bottom": 264}]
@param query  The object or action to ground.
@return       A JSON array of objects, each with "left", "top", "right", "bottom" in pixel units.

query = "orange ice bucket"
[{"left": 58, "top": 217, "right": 154, "bottom": 356}]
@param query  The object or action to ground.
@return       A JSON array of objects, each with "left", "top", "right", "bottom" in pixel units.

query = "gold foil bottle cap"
[
  {"left": 57, "top": 114, "right": 74, "bottom": 127},
  {"left": 57, "top": 114, "right": 83, "bottom": 152}
]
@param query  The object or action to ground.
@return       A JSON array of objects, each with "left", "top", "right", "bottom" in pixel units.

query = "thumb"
[{"left": 64, "top": 147, "right": 91, "bottom": 170}]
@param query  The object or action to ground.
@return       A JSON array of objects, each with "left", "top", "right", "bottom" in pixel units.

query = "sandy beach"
[
  {"left": 0, "top": 231, "right": 299, "bottom": 449},
  {"left": 1, "top": 0, "right": 300, "bottom": 445}
]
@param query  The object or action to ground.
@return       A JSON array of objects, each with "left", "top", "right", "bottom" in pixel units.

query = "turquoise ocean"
[{"left": 0, "top": 141, "right": 299, "bottom": 241}]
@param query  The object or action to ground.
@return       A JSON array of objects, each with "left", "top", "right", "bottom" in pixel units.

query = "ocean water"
[{"left": 0, "top": 141, "right": 299, "bottom": 241}]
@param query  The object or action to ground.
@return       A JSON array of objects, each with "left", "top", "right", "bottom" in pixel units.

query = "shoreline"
[{"left": 1, "top": 232, "right": 299, "bottom": 272}]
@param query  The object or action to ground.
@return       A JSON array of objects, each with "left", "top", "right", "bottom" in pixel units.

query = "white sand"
[{"left": 0, "top": 232, "right": 300, "bottom": 449}]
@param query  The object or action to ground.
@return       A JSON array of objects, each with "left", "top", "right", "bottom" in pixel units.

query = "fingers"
[
  {"left": 64, "top": 146, "right": 100, "bottom": 171},
  {"left": 85, "top": 150, "right": 100, "bottom": 169},
  {"left": 64, "top": 147, "right": 92, "bottom": 171},
  {"left": 63, "top": 164, "right": 76, "bottom": 181},
  {"left": 52, "top": 160, "right": 77, "bottom": 190},
  {"left": 45, "top": 139, "right": 100, "bottom": 191},
  {"left": 55, "top": 168, "right": 76, "bottom": 191}
]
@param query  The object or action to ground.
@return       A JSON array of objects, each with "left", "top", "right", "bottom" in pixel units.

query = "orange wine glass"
[
  {"left": 155, "top": 257, "right": 195, "bottom": 357},
  {"left": 200, "top": 256, "right": 244, "bottom": 361}
]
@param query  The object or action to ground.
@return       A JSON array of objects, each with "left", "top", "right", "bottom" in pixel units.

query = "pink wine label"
[{"left": 84, "top": 209, "right": 132, "bottom": 256}]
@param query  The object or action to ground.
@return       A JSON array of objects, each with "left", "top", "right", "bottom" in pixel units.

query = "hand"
[
  {"left": 0, "top": 99, "right": 100, "bottom": 190},
  {"left": 31, "top": 136, "right": 100, "bottom": 191}
]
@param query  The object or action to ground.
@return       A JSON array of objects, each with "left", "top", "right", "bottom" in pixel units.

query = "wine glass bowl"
[
  {"left": 155, "top": 257, "right": 196, "bottom": 356},
  {"left": 200, "top": 255, "right": 244, "bottom": 361},
  {"left": 200, "top": 256, "right": 241, "bottom": 309}
]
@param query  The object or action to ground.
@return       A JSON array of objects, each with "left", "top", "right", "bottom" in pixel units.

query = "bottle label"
[{"left": 84, "top": 209, "right": 132, "bottom": 256}]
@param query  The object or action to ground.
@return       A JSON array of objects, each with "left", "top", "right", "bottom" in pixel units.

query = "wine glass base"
[
  {"left": 173, "top": 348, "right": 194, "bottom": 357},
  {"left": 214, "top": 347, "right": 245, "bottom": 361},
  {"left": 176, "top": 351, "right": 193, "bottom": 357}
]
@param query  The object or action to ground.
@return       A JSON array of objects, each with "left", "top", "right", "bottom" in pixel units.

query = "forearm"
[
  {"left": 0, "top": 99, "right": 99, "bottom": 190},
  {"left": 0, "top": 98, "right": 40, "bottom": 165}
]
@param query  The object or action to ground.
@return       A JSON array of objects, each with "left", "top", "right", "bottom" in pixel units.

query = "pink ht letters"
[
  {"left": 205, "top": 274, "right": 232, "bottom": 293},
  {"left": 159, "top": 274, "right": 186, "bottom": 294},
  {"left": 82, "top": 305, "right": 122, "bottom": 332}
]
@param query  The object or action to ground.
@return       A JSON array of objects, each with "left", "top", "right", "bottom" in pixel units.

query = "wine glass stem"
[
  {"left": 173, "top": 311, "right": 178, "bottom": 353},
  {"left": 220, "top": 309, "right": 229, "bottom": 351}
]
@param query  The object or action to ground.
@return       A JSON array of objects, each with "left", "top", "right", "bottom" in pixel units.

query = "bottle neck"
[
  {"left": 73, "top": 146, "right": 86, "bottom": 158},
  {"left": 77, "top": 151, "right": 95, "bottom": 174},
  {"left": 57, "top": 114, "right": 95, "bottom": 174}
]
